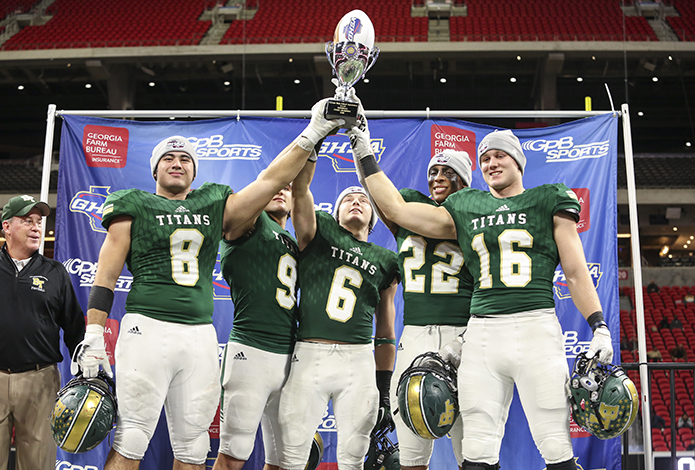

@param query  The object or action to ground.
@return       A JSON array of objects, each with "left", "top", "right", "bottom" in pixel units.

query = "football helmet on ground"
[
  {"left": 396, "top": 352, "right": 459, "bottom": 440},
  {"left": 50, "top": 371, "right": 117, "bottom": 453},
  {"left": 305, "top": 431, "right": 324, "bottom": 470},
  {"left": 364, "top": 417, "right": 399, "bottom": 470},
  {"left": 569, "top": 352, "right": 639, "bottom": 440}
]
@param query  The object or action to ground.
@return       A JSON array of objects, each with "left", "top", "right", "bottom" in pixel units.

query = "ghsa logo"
[
  {"left": 69, "top": 186, "right": 111, "bottom": 233},
  {"left": 553, "top": 263, "right": 602, "bottom": 300},
  {"left": 317, "top": 132, "right": 385, "bottom": 173},
  {"left": 522, "top": 136, "right": 610, "bottom": 163}
]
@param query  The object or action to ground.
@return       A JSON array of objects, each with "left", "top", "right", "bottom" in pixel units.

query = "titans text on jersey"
[
  {"left": 329, "top": 246, "right": 378, "bottom": 276},
  {"left": 471, "top": 212, "right": 527, "bottom": 231},
  {"left": 155, "top": 213, "right": 211, "bottom": 226}
]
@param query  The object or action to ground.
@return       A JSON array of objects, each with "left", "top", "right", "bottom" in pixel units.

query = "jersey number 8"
[{"left": 170, "top": 229, "right": 203, "bottom": 286}]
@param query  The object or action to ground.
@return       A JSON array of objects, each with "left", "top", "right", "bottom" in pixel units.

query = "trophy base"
[{"left": 324, "top": 99, "right": 358, "bottom": 129}]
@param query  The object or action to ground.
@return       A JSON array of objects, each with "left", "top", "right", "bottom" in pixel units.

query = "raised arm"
[
  {"left": 292, "top": 160, "right": 318, "bottom": 251},
  {"left": 349, "top": 127, "right": 456, "bottom": 239},
  {"left": 348, "top": 117, "right": 398, "bottom": 234},
  {"left": 554, "top": 211, "right": 612, "bottom": 363},
  {"left": 223, "top": 99, "right": 343, "bottom": 240}
]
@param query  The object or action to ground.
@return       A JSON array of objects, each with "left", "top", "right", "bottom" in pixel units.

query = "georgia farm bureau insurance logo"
[
  {"left": 554, "top": 263, "right": 603, "bottom": 300},
  {"left": 69, "top": 186, "right": 112, "bottom": 233},
  {"left": 522, "top": 136, "right": 610, "bottom": 163},
  {"left": 318, "top": 132, "right": 385, "bottom": 173}
]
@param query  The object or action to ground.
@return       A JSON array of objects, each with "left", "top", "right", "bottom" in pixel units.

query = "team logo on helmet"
[
  {"left": 51, "top": 371, "right": 117, "bottom": 453},
  {"left": 569, "top": 352, "right": 639, "bottom": 440},
  {"left": 396, "top": 352, "right": 459, "bottom": 440}
]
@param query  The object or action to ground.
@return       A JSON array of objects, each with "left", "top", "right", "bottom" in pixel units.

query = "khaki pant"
[{"left": 0, "top": 365, "right": 60, "bottom": 470}]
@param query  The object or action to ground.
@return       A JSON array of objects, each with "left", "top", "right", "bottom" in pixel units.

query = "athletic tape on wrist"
[
  {"left": 374, "top": 337, "right": 396, "bottom": 346},
  {"left": 587, "top": 311, "right": 608, "bottom": 332},
  {"left": 360, "top": 154, "right": 382, "bottom": 177},
  {"left": 87, "top": 285, "right": 114, "bottom": 315}
]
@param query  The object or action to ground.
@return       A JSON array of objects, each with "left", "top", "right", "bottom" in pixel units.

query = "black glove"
[{"left": 374, "top": 370, "right": 395, "bottom": 434}]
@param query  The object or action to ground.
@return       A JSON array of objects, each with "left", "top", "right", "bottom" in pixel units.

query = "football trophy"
[{"left": 324, "top": 9, "right": 380, "bottom": 127}]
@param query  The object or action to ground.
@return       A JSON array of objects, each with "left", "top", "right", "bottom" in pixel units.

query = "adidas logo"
[
  {"left": 233, "top": 351, "right": 247, "bottom": 361},
  {"left": 127, "top": 326, "right": 142, "bottom": 335},
  {"left": 291, "top": 354, "right": 299, "bottom": 363},
  {"left": 397, "top": 342, "right": 403, "bottom": 351},
  {"left": 496, "top": 204, "right": 510, "bottom": 212},
  {"left": 350, "top": 247, "right": 363, "bottom": 255},
  {"left": 175, "top": 205, "right": 189, "bottom": 213}
]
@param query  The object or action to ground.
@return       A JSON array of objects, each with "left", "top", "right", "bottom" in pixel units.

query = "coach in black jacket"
[{"left": 0, "top": 195, "right": 85, "bottom": 470}]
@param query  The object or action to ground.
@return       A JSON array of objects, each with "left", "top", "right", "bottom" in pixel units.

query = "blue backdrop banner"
[{"left": 55, "top": 112, "right": 618, "bottom": 470}]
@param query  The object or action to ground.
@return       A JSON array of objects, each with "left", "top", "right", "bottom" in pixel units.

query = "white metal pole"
[
  {"left": 55, "top": 109, "right": 613, "bottom": 119},
  {"left": 622, "top": 102, "right": 652, "bottom": 470},
  {"left": 39, "top": 104, "right": 56, "bottom": 255}
]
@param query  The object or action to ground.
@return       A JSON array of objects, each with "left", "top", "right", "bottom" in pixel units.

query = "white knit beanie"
[
  {"left": 150, "top": 135, "right": 198, "bottom": 180},
  {"left": 427, "top": 149, "right": 472, "bottom": 186},
  {"left": 477, "top": 129, "right": 526, "bottom": 174}
]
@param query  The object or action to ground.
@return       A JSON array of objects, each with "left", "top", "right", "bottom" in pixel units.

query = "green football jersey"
[
  {"left": 101, "top": 182, "right": 233, "bottom": 324},
  {"left": 297, "top": 211, "right": 400, "bottom": 344},
  {"left": 443, "top": 183, "right": 581, "bottom": 316},
  {"left": 396, "top": 189, "right": 472, "bottom": 327},
  {"left": 220, "top": 211, "right": 299, "bottom": 354}
]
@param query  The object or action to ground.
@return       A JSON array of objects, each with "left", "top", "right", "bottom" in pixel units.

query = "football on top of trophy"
[{"left": 333, "top": 9, "right": 375, "bottom": 49}]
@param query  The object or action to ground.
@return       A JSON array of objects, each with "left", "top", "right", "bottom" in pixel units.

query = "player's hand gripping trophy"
[{"left": 324, "top": 9, "right": 379, "bottom": 128}]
